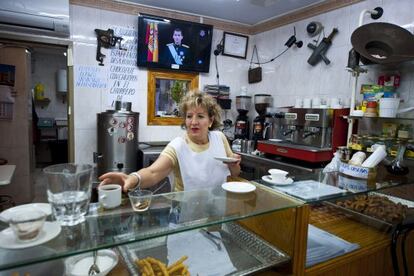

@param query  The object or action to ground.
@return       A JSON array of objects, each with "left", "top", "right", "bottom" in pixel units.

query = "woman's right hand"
[{"left": 98, "top": 172, "right": 138, "bottom": 192}]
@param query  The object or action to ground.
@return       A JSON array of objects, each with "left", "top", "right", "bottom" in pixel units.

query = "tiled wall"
[
  {"left": 70, "top": 5, "right": 250, "bottom": 164},
  {"left": 253, "top": 0, "right": 414, "bottom": 109},
  {"left": 71, "top": 0, "right": 414, "bottom": 165}
]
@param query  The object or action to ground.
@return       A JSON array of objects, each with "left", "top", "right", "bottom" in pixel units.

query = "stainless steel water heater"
[{"left": 94, "top": 101, "right": 139, "bottom": 176}]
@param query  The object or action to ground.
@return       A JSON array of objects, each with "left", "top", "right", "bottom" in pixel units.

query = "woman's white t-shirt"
[{"left": 161, "top": 131, "right": 232, "bottom": 191}]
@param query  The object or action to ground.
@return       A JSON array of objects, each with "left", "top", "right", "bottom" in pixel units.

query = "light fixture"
[
  {"left": 214, "top": 39, "right": 224, "bottom": 56},
  {"left": 284, "top": 26, "right": 303, "bottom": 48}
]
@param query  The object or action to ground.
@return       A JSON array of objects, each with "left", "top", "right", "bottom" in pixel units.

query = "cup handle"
[{"left": 99, "top": 194, "right": 107, "bottom": 202}]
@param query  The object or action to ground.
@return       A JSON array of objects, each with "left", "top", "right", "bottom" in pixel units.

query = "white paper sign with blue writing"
[
  {"left": 339, "top": 163, "right": 369, "bottom": 179},
  {"left": 74, "top": 65, "right": 108, "bottom": 89},
  {"left": 107, "top": 26, "right": 138, "bottom": 107}
]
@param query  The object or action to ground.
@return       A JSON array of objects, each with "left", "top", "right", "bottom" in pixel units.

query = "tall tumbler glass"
[{"left": 44, "top": 163, "right": 93, "bottom": 226}]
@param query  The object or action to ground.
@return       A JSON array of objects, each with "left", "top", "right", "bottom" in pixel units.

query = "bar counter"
[{"left": 1, "top": 166, "right": 413, "bottom": 275}]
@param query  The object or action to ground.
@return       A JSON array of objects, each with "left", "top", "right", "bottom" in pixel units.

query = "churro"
[{"left": 135, "top": 256, "right": 189, "bottom": 276}]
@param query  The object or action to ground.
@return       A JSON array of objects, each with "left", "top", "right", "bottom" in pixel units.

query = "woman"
[{"left": 99, "top": 91, "right": 241, "bottom": 192}]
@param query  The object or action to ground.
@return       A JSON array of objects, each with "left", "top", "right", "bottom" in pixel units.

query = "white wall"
[{"left": 70, "top": 0, "right": 414, "bottom": 164}]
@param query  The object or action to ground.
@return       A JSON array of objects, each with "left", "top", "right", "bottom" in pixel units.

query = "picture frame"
[
  {"left": 147, "top": 70, "right": 199, "bottom": 126},
  {"left": 222, "top": 32, "right": 249, "bottom": 59}
]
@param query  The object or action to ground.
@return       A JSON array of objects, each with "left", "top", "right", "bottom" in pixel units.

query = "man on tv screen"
[{"left": 163, "top": 28, "right": 190, "bottom": 66}]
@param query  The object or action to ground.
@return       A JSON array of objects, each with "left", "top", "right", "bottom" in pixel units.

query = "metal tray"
[
  {"left": 324, "top": 192, "right": 414, "bottom": 233},
  {"left": 117, "top": 222, "right": 290, "bottom": 275}
]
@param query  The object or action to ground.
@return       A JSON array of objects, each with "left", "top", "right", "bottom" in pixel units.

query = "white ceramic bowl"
[{"left": 65, "top": 249, "right": 118, "bottom": 276}]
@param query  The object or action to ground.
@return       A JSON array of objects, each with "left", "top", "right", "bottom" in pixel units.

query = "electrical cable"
[
  {"left": 251, "top": 47, "right": 290, "bottom": 65},
  {"left": 215, "top": 54, "right": 220, "bottom": 86}
]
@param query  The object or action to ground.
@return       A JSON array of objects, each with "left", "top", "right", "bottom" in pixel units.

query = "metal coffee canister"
[{"left": 95, "top": 101, "right": 140, "bottom": 176}]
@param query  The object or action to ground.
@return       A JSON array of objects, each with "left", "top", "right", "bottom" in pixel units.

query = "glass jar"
[
  {"left": 351, "top": 134, "right": 359, "bottom": 144},
  {"left": 397, "top": 124, "right": 411, "bottom": 139},
  {"left": 406, "top": 139, "right": 414, "bottom": 158},
  {"left": 386, "top": 142, "right": 409, "bottom": 175},
  {"left": 377, "top": 137, "right": 386, "bottom": 147},
  {"left": 363, "top": 136, "right": 376, "bottom": 152},
  {"left": 389, "top": 139, "right": 401, "bottom": 156},
  {"left": 382, "top": 136, "right": 393, "bottom": 150},
  {"left": 351, "top": 135, "right": 364, "bottom": 150}
]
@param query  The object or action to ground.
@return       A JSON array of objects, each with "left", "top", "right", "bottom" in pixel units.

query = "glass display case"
[
  {"left": 0, "top": 184, "right": 305, "bottom": 275},
  {"left": 1, "top": 170, "right": 413, "bottom": 275}
]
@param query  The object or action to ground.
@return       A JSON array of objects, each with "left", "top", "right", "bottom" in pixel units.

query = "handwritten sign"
[
  {"left": 107, "top": 26, "right": 138, "bottom": 107},
  {"left": 74, "top": 65, "right": 108, "bottom": 88}
]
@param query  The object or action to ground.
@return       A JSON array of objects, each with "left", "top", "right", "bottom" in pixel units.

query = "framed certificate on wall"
[{"left": 222, "top": 32, "right": 249, "bottom": 59}]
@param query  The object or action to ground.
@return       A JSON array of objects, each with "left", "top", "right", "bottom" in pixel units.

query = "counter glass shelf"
[
  {"left": 0, "top": 184, "right": 301, "bottom": 272},
  {"left": 256, "top": 166, "right": 414, "bottom": 204}
]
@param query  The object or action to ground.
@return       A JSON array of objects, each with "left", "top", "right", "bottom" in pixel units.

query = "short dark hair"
[{"left": 173, "top": 28, "right": 183, "bottom": 34}]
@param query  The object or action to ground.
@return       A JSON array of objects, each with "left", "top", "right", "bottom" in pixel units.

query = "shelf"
[
  {"left": 358, "top": 59, "right": 414, "bottom": 71},
  {"left": 344, "top": 115, "right": 414, "bottom": 121},
  {"left": 0, "top": 185, "right": 301, "bottom": 271},
  {"left": 34, "top": 98, "right": 51, "bottom": 108},
  {"left": 118, "top": 222, "right": 290, "bottom": 275}
]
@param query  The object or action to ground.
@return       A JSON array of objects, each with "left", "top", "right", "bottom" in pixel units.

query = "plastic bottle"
[{"left": 34, "top": 83, "right": 45, "bottom": 100}]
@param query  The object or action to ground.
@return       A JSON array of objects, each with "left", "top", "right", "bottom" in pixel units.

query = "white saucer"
[
  {"left": 214, "top": 157, "right": 239, "bottom": 163},
  {"left": 262, "top": 175, "right": 294, "bottom": 186},
  {"left": 222, "top": 182, "right": 256, "bottom": 194},
  {"left": 0, "top": 221, "right": 61, "bottom": 249},
  {"left": 0, "top": 203, "right": 52, "bottom": 222}
]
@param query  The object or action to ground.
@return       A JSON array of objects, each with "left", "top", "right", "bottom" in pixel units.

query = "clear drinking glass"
[
  {"left": 44, "top": 163, "right": 93, "bottom": 226},
  {"left": 128, "top": 190, "right": 153, "bottom": 212}
]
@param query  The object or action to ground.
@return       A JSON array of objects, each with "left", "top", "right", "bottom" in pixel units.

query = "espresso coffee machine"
[
  {"left": 258, "top": 107, "right": 349, "bottom": 162},
  {"left": 252, "top": 94, "right": 272, "bottom": 142},
  {"left": 234, "top": 96, "right": 252, "bottom": 139}
]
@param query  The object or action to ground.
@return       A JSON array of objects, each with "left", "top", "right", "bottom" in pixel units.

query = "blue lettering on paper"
[{"left": 75, "top": 65, "right": 108, "bottom": 89}]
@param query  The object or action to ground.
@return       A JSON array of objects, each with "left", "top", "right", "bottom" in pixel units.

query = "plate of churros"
[{"left": 135, "top": 256, "right": 189, "bottom": 276}]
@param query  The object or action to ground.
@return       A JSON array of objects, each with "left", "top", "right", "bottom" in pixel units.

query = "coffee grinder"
[
  {"left": 234, "top": 95, "right": 252, "bottom": 139},
  {"left": 253, "top": 94, "right": 272, "bottom": 142}
]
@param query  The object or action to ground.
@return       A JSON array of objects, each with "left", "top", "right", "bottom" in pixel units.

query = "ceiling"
[{"left": 120, "top": 0, "right": 325, "bottom": 25}]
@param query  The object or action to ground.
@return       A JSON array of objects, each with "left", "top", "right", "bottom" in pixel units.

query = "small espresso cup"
[
  {"left": 98, "top": 184, "right": 122, "bottom": 209},
  {"left": 268, "top": 169, "right": 289, "bottom": 182}
]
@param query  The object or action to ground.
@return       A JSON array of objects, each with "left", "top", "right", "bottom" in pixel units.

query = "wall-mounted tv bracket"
[{"left": 94, "top": 28, "right": 126, "bottom": 66}]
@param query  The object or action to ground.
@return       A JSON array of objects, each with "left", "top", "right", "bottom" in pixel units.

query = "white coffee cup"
[
  {"left": 98, "top": 184, "right": 122, "bottom": 209},
  {"left": 268, "top": 169, "right": 289, "bottom": 182}
]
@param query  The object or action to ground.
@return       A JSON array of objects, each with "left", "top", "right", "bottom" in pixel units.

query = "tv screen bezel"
[{"left": 137, "top": 14, "right": 213, "bottom": 73}]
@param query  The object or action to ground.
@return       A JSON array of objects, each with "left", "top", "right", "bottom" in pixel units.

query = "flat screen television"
[{"left": 137, "top": 14, "right": 213, "bottom": 73}]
